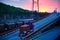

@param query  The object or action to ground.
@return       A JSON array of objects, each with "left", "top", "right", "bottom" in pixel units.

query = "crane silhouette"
[{"left": 32, "top": 0, "right": 39, "bottom": 12}]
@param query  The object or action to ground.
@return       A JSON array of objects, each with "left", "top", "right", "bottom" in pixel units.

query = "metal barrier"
[{"left": 25, "top": 13, "right": 59, "bottom": 40}]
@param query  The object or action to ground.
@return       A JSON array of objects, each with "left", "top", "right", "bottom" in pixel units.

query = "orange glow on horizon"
[
  {"left": 39, "top": 6, "right": 48, "bottom": 12},
  {"left": 19, "top": 0, "right": 59, "bottom": 12}
]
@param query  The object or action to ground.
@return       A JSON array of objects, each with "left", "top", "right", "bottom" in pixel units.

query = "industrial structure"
[{"left": 32, "top": 0, "right": 39, "bottom": 12}]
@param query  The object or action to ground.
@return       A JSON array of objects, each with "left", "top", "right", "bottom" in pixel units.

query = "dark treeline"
[
  {"left": 0, "top": 2, "right": 32, "bottom": 19},
  {"left": 0, "top": 2, "right": 51, "bottom": 20}
]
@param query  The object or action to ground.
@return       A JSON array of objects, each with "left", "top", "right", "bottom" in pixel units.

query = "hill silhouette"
[
  {"left": 0, "top": 3, "right": 32, "bottom": 19},
  {"left": 0, "top": 3, "right": 51, "bottom": 20}
]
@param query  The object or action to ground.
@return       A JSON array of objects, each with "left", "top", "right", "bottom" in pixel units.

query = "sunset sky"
[{"left": 0, "top": 0, "right": 60, "bottom": 12}]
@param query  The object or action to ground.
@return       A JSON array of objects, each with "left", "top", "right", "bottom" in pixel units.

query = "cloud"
[{"left": 12, "top": 0, "right": 20, "bottom": 1}]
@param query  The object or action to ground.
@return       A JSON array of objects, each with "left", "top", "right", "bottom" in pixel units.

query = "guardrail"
[
  {"left": 0, "top": 27, "right": 18, "bottom": 37},
  {"left": 0, "top": 13, "right": 58, "bottom": 39},
  {"left": 25, "top": 14, "right": 59, "bottom": 40},
  {"left": 0, "top": 14, "right": 48, "bottom": 37}
]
